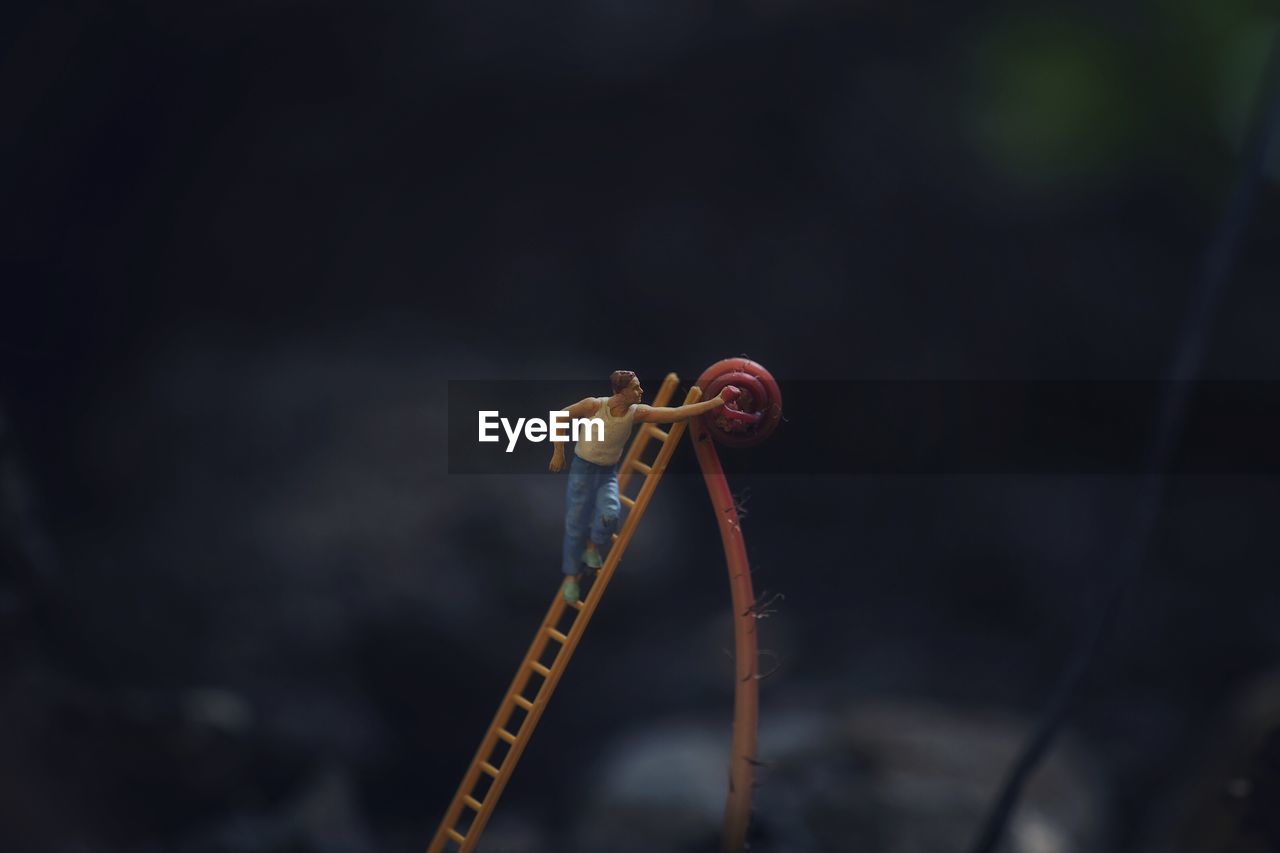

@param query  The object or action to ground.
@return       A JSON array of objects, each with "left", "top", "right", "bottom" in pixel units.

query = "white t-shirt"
[{"left": 574, "top": 396, "right": 636, "bottom": 465}]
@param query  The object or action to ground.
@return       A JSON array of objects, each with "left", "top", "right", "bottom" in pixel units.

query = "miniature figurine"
[{"left": 549, "top": 370, "right": 740, "bottom": 603}]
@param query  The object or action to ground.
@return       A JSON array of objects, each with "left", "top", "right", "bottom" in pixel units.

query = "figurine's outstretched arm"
[
  {"left": 549, "top": 397, "right": 601, "bottom": 472},
  {"left": 633, "top": 388, "right": 734, "bottom": 424}
]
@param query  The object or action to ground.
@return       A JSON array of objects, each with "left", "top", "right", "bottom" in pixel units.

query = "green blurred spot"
[
  {"left": 1216, "top": 19, "right": 1280, "bottom": 180},
  {"left": 971, "top": 16, "right": 1135, "bottom": 188},
  {"left": 970, "top": 4, "right": 1280, "bottom": 190}
]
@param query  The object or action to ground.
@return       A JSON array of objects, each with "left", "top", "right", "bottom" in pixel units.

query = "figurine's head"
[{"left": 610, "top": 370, "right": 643, "bottom": 404}]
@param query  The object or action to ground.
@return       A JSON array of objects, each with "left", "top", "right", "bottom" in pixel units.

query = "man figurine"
[{"left": 549, "top": 370, "right": 740, "bottom": 603}]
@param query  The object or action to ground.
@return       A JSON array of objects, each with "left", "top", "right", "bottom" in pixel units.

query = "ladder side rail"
[
  {"left": 427, "top": 381, "right": 699, "bottom": 853},
  {"left": 616, "top": 372, "right": 679, "bottom": 494},
  {"left": 429, "top": 579, "right": 584, "bottom": 849},
  {"left": 571, "top": 384, "right": 700, "bottom": 606},
  {"left": 452, "top": 386, "right": 702, "bottom": 849},
  {"left": 427, "top": 607, "right": 568, "bottom": 852}
]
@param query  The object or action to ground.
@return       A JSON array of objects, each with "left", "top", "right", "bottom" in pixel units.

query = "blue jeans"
[{"left": 562, "top": 454, "right": 621, "bottom": 575}]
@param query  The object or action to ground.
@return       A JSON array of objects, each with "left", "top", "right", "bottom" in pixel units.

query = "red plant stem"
[{"left": 690, "top": 417, "right": 758, "bottom": 853}]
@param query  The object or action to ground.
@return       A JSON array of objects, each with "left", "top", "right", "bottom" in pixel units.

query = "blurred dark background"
[{"left": 5, "top": 1, "right": 1280, "bottom": 851}]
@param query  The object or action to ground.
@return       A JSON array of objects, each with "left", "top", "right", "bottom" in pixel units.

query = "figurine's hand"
[
  {"left": 718, "top": 385, "right": 742, "bottom": 406},
  {"left": 549, "top": 452, "right": 565, "bottom": 473}
]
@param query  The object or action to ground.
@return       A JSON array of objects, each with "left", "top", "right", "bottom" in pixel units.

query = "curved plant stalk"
[{"left": 690, "top": 416, "right": 758, "bottom": 853}]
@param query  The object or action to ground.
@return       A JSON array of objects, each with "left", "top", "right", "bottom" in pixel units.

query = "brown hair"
[{"left": 610, "top": 370, "right": 637, "bottom": 393}]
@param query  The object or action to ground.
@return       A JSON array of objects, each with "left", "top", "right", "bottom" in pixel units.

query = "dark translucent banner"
[{"left": 447, "top": 380, "right": 1280, "bottom": 475}]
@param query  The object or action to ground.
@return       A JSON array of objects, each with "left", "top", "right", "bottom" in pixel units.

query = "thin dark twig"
[{"left": 969, "top": 31, "right": 1280, "bottom": 853}]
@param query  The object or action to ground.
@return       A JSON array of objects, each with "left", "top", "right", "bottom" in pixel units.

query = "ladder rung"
[
  {"left": 512, "top": 695, "right": 534, "bottom": 711},
  {"left": 567, "top": 598, "right": 583, "bottom": 610},
  {"left": 463, "top": 794, "right": 484, "bottom": 811},
  {"left": 631, "top": 460, "right": 652, "bottom": 475},
  {"left": 547, "top": 628, "right": 568, "bottom": 644},
  {"left": 619, "top": 494, "right": 635, "bottom": 509},
  {"left": 496, "top": 728, "right": 517, "bottom": 744},
  {"left": 649, "top": 426, "right": 669, "bottom": 442},
  {"left": 529, "top": 661, "right": 551, "bottom": 677},
  {"left": 480, "top": 761, "right": 501, "bottom": 777},
  {"left": 447, "top": 828, "right": 467, "bottom": 843}
]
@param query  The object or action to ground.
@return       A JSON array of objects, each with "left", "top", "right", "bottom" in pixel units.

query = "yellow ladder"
[{"left": 428, "top": 373, "right": 701, "bottom": 853}]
